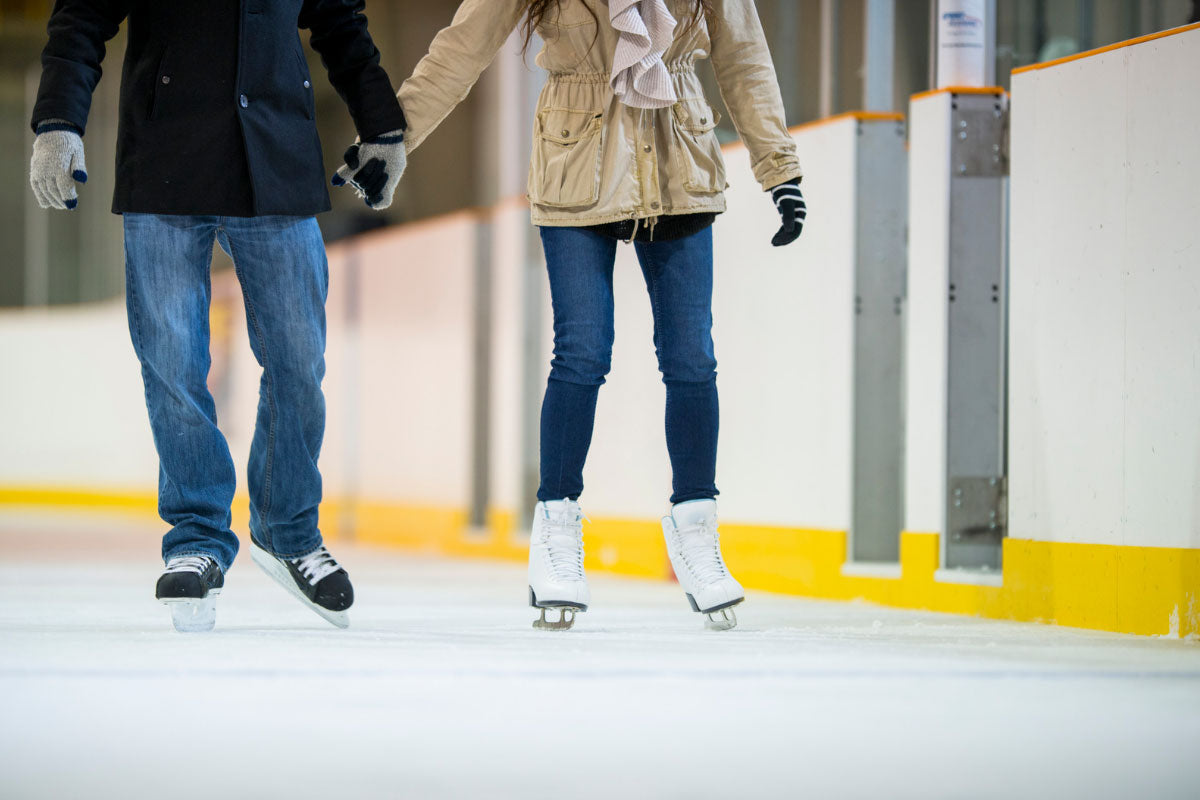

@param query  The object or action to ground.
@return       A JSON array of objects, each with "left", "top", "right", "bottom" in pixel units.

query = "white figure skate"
[
  {"left": 662, "top": 499, "right": 745, "bottom": 630},
  {"left": 528, "top": 499, "right": 590, "bottom": 631}
]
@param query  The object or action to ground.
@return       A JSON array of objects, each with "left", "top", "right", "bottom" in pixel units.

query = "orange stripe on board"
[
  {"left": 787, "top": 111, "right": 904, "bottom": 135},
  {"left": 910, "top": 86, "right": 1007, "bottom": 102},
  {"left": 1012, "top": 21, "right": 1200, "bottom": 75}
]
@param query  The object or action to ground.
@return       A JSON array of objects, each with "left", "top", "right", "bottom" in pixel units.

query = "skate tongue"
[
  {"left": 543, "top": 498, "right": 582, "bottom": 521},
  {"left": 671, "top": 499, "right": 717, "bottom": 528}
]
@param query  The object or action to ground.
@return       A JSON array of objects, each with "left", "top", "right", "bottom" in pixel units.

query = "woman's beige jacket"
[{"left": 398, "top": 0, "right": 803, "bottom": 227}]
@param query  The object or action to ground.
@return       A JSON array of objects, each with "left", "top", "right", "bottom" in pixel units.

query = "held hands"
[
  {"left": 769, "top": 178, "right": 806, "bottom": 247},
  {"left": 30, "top": 122, "right": 88, "bottom": 210},
  {"left": 331, "top": 129, "right": 406, "bottom": 210}
]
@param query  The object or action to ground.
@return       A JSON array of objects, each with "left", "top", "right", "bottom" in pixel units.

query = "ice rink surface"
[{"left": 1, "top": 510, "right": 1198, "bottom": 800}]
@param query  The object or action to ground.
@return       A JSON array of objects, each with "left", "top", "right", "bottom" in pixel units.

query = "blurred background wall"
[{"left": 0, "top": 0, "right": 1193, "bottom": 307}]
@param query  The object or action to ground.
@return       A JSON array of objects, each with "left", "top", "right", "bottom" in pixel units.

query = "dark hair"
[{"left": 520, "top": 0, "right": 711, "bottom": 56}]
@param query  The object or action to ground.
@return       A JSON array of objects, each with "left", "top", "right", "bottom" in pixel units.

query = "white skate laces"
[
  {"left": 291, "top": 546, "right": 341, "bottom": 586},
  {"left": 537, "top": 506, "right": 585, "bottom": 582},
  {"left": 662, "top": 501, "right": 744, "bottom": 630},
  {"left": 671, "top": 517, "right": 730, "bottom": 587},
  {"left": 163, "top": 555, "right": 213, "bottom": 575}
]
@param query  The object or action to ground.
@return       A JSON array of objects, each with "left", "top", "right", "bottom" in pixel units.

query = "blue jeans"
[
  {"left": 538, "top": 225, "right": 719, "bottom": 505},
  {"left": 123, "top": 214, "right": 329, "bottom": 572}
]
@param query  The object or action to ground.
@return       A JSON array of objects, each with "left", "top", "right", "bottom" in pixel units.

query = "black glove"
[
  {"left": 331, "top": 129, "right": 406, "bottom": 210},
  {"left": 770, "top": 178, "right": 806, "bottom": 247}
]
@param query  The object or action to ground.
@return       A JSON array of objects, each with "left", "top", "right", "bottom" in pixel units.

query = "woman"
[{"left": 340, "top": 0, "right": 806, "bottom": 630}]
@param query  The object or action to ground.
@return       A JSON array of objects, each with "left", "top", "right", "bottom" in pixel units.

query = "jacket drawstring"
[{"left": 623, "top": 215, "right": 659, "bottom": 244}]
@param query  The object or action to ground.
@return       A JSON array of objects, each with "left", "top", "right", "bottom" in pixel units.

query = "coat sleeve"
[
  {"left": 31, "top": 0, "right": 130, "bottom": 134},
  {"left": 299, "top": 0, "right": 407, "bottom": 140},
  {"left": 708, "top": 0, "right": 803, "bottom": 190},
  {"left": 396, "top": 0, "right": 527, "bottom": 153}
]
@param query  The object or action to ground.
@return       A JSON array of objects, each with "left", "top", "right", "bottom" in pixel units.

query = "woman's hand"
[
  {"left": 769, "top": 178, "right": 806, "bottom": 247},
  {"left": 331, "top": 129, "right": 407, "bottom": 210}
]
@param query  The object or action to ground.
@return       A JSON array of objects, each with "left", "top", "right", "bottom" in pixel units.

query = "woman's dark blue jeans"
[{"left": 537, "top": 225, "right": 719, "bottom": 505}]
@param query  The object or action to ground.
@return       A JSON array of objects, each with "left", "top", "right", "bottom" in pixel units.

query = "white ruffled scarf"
[{"left": 608, "top": 0, "right": 679, "bottom": 109}]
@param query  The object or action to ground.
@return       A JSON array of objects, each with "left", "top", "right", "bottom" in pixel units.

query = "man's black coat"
[{"left": 32, "top": 0, "right": 406, "bottom": 217}]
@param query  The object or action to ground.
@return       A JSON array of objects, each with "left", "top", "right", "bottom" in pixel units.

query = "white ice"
[{"left": 1, "top": 510, "right": 1198, "bottom": 800}]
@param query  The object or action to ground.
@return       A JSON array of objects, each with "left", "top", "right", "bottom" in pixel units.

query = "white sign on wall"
[{"left": 937, "top": 0, "right": 988, "bottom": 87}]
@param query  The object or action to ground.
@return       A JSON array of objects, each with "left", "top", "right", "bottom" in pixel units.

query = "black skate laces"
[
  {"left": 539, "top": 506, "right": 586, "bottom": 582},
  {"left": 672, "top": 516, "right": 730, "bottom": 585},
  {"left": 163, "top": 555, "right": 213, "bottom": 575},
  {"left": 291, "top": 546, "right": 341, "bottom": 586}
]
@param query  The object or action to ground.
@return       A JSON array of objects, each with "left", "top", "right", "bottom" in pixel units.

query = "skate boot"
[
  {"left": 662, "top": 499, "right": 744, "bottom": 630},
  {"left": 156, "top": 555, "right": 224, "bottom": 633},
  {"left": 250, "top": 539, "right": 353, "bottom": 629},
  {"left": 528, "top": 499, "right": 589, "bottom": 631}
]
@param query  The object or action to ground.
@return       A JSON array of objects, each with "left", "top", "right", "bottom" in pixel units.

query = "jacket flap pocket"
[
  {"left": 538, "top": 108, "right": 603, "bottom": 144},
  {"left": 672, "top": 100, "right": 720, "bottom": 134}
]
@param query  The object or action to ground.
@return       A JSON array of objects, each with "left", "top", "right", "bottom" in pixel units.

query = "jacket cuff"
[
  {"left": 34, "top": 118, "right": 83, "bottom": 136},
  {"left": 347, "top": 69, "right": 409, "bottom": 141},
  {"left": 754, "top": 153, "right": 804, "bottom": 192}
]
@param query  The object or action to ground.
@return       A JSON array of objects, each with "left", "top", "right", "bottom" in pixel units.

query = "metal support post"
[
  {"left": 943, "top": 90, "right": 1008, "bottom": 570},
  {"left": 864, "top": 0, "right": 896, "bottom": 111},
  {"left": 850, "top": 116, "right": 909, "bottom": 562}
]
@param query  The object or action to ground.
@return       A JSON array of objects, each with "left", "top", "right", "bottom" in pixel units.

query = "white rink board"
[
  {"left": 0, "top": 305, "right": 157, "bottom": 489},
  {"left": 1008, "top": 27, "right": 1200, "bottom": 549},
  {"left": 903, "top": 93, "right": 954, "bottom": 537}
]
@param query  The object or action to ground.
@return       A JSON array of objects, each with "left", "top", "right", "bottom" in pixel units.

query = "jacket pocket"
[
  {"left": 529, "top": 108, "right": 605, "bottom": 209},
  {"left": 670, "top": 99, "right": 727, "bottom": 194},
  {"left": 147, "top": 49, "right": 171, "bottom": 121},
  {"left": 294, "top": 46, "right": 315, "bottom": 120}
]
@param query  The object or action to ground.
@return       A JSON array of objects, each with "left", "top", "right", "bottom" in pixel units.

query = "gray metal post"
[
  {"left": 943, "top": 91, "right": 1009, "bottom": 571},
  {"left": 469, "top": 217, "right": 494, "bottom": 530},
  {"left": 850, "top": 117, "right": 908, "bottom": 563},
  {"left": 818, "top": 0, "right": 838, "bottom": 118},
  {"left": 985, "top": 0, "right": 998, "bottom": 84},
  {"left": 864, "top": 0, "right": 896, "bottom": 111},
  {"left": 774, "top": 0, "right": 801, "bottom": 117}
]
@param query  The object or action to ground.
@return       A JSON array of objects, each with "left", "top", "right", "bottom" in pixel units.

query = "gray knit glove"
[
  {"left": 30, "top": 121, "right": 88, "bottom": 210},
  {"left": 331, "top": 129, "right": 406, "bottom": 210}
]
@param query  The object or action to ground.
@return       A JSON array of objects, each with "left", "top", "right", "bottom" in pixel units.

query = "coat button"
[
  {"left": 239, "top": 94, "right": 249, "bottom": 108},
  {"left": 650, "top": 201, "right": 660, "bottom": 209},
  {"left": 161, "top": 75, "right": 170, "bottom": 85},
  {"left": 643, "top": 145, "right": 652, "bottom": 153},
  {"left": 303, "top": 80, "right": 310, "bottom": 89},
  {"left": 560, "top": 129, "right": 570, "bottom": 137},
  {"left": 699, "top": 117, "right": 707, "bottom": 124}
]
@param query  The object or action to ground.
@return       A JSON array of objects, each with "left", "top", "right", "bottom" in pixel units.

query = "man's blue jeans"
[
  {"left": 538, "top": 225, "right": 719, "bottom": 505},
  {"left": 123, "top": 213, "right": 329, "bottom": 573}
]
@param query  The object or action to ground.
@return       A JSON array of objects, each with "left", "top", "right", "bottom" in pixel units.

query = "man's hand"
[
  {"left": 30, "top": 122, "right": 88, "bottom": 210},
  {"left": 331, "top": 130, "right": 406, "bottom": 210},
  {"left": 769, "top": 178, "right": 806, "bottom": 247}
]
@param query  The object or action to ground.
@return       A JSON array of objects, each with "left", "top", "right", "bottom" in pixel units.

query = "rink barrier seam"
[
  {"left": 1011, "top": 21, "right": 1200, "bottom": 75},
  {"left": 4, "top": 487, "right": 1197, "bottom": 639}
]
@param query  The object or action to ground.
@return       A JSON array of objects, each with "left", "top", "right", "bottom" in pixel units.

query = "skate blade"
[
  {"left": 161, "top": 594, "right": 218, "bottom": 633},
  {"left": 532, "top": 606, "right": 579, "bottom": 631},
  {"left": 250, "top": 541, "right": 350, "bottom": 629},
  {"left": 704, "top": 607, "right": 738, "bottom": 631}
]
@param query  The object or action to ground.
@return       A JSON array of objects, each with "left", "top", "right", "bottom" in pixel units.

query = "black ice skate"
[
  {"left": 156, "top": 555, "right": 224, "bottom": 633},
  {"left": 249, "top": 539, "right": 353, "bottom": 629}
]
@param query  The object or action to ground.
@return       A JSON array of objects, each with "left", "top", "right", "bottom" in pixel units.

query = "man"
[{"left": 29, "top": 0, "right": 407, "bottom": 632}]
